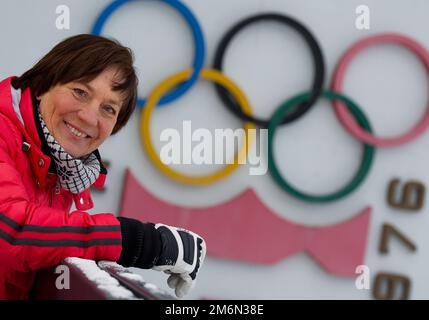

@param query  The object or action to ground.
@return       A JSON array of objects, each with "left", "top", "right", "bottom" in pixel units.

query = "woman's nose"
[{"left": 77, "top": 104, "right": 98, "bottom": 127}]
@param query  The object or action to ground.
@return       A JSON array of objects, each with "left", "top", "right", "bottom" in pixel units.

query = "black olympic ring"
[{"left": 213, "top": 13, "right": 325, "bottom": 128}]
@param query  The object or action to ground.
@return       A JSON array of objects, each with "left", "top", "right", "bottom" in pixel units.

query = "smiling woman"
[
  {"left": 0, "top": 34, "right": 206, "bottom": 300},
  {"left": 37, "top": 69, "right": 124, "bottom": 158}
]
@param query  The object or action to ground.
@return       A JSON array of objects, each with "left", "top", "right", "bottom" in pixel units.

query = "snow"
[
  {"left": 118, "top": 272, "right": 145, "bottom": 282},
  {"left": 64, "top": 257, "right": 137, "bottom": 300},
  {"left": 97, "top": 261, "right": 175, "bottom": 298},
  {"left": 143, "top": 283, "right": 158, "bottom": 290}
]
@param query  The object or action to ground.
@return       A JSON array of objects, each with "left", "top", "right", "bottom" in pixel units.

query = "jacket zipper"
[
  {"left": 49, "top": 178, "right": 61, "bottom": 206},
  {"left": 55, "top": 180, "right": 61, "bottom": 195}
]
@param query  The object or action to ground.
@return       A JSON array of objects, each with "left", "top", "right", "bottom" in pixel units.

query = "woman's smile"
[{"left": 64, "top": 121, "right": 91, "bottom": 139}]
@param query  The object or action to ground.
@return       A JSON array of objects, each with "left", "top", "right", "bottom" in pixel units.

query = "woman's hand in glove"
[
  {"left": 117, "top": 217, "right": 206, "bottom": 298},
  {"left": 153, "top": 223, "right": 206, "bottom": 298}
]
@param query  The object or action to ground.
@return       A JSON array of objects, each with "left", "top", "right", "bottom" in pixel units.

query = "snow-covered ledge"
[{"left": 31, "top": 258, "right": 175, "bottom": 300}]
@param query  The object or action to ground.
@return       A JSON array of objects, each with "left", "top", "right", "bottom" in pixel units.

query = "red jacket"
[{"left": 0, "top": 77, "right": 122, "bottom": 299}]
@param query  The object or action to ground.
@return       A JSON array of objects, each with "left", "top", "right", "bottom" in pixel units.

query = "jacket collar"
[
  {"left": 0, "top": 76, "right": 50, "bottom": 187},
  {"left": 0, "top": 76, "right": 108, "bottom": 209}
]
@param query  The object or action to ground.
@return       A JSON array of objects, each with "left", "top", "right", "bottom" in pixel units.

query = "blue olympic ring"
[{"left": 91, "top": 0, "right": 206, "bottom": 107}]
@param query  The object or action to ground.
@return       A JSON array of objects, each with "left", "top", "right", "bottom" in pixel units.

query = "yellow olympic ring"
[{"left": 141, "top": 68, "right": 256, "bottom": 185}]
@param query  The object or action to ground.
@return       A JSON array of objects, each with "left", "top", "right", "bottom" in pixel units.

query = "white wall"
[{"left": 1, "top": 0, "right": 429, "bottom": 299}]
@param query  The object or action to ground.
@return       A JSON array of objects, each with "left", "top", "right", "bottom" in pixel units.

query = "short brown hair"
[{"left": 12, "top": 34, "right": 138, "bottom": 134}]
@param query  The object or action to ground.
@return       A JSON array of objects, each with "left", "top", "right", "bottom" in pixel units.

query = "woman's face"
[{"left": 39, "top": 68, "right": 124, "bottom": 158}]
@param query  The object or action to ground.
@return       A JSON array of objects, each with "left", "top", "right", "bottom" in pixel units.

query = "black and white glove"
[
  {"left": 152, "top": 223, "right": 206, "bottom": 298},
  {"left": 117, "top": 217, "right": 206, "bottom": 298}
]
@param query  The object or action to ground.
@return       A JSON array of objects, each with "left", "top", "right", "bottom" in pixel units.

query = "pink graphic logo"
[{"left": 120, "top": 169, "right": 371, "bottom": 277}]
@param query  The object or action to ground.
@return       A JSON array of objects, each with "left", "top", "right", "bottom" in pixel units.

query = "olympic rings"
[
  {"left": 268, "top": 90, "right": 375, "bottom": 203},
  {"left": 332, "top": 33, "right": 429, "bottom": 147},
  {"left": 91, "top": 3, "right": 429, "bottom": 202},
  {"left": 141, "top": 68, "right": 256, "bottom": 185},
  {"left": 91, "top": 0, "right": 205, "bottom": 107},
  {"left": 213, "top": 13, "right": 325, "bottom": 128}
]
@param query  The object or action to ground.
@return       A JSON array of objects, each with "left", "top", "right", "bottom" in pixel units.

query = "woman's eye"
[
  {"left": 73, "top": 88, "right": 87, "bottom": 98},
  {"left": 103, "top": 105, "right": 117, "bottom": 115}
]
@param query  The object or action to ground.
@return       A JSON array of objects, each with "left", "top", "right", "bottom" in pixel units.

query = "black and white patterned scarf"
[{"left": 37, "top": 110, "right": 101, "bottom": 194}]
